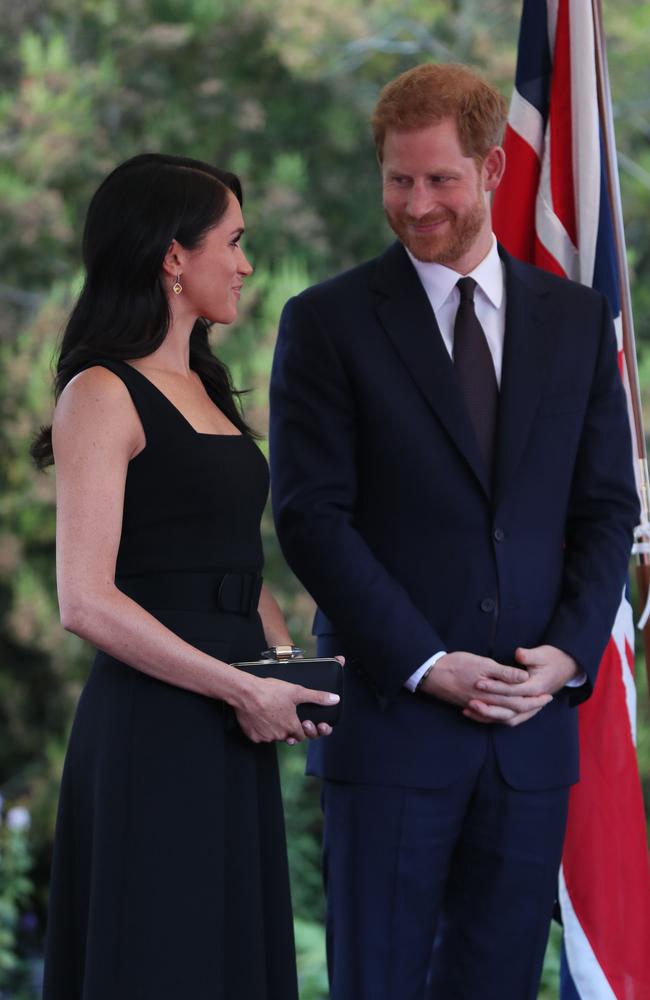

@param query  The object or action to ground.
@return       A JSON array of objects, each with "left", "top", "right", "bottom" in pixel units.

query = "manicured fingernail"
[
  {"left": 287, "top": 738, "right": 297, "bottom": 745},
  {"left": 327, "top": 694, "right": 340, "bottom": 703}
]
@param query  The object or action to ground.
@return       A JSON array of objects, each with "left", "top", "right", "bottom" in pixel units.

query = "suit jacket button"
[
  {"left": 493, "top": 528, "right": 505, "bottom": 542},
  {"left": 480, "top": 598, "right": 496, "bottom": 613}
]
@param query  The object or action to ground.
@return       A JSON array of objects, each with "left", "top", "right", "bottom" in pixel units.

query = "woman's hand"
[{"left": 232, "top": 675, "right": 340, "bottom": 744}]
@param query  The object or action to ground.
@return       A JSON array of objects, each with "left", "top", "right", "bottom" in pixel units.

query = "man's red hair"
[{"left": 372, "top": 62, "right": 507, "bottom": 162}]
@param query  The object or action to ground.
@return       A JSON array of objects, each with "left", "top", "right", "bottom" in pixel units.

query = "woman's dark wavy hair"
[{"left": 32, "top": 152, "right": 252, "bottom": 468}]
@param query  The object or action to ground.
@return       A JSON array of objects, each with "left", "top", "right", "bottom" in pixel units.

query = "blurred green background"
[{"left": 1, "top": 1, "right": 649, "bottom": 997}]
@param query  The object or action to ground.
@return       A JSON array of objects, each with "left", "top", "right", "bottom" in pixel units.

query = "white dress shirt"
[{"left": 401, "top": 237, "right": 584, "bottom": 692}]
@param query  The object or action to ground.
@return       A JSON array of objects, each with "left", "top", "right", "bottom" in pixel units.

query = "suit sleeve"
[
  {"left": 542, "top": 293, "right": 639, "bottom": 700},
  {"left": 270, "top": 294, "right": 446, "bottom": 699}
]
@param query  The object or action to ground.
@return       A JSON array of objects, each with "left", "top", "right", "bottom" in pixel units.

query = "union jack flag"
[{"left": 492, "top": 1, "right": 650, "bottom": 997}]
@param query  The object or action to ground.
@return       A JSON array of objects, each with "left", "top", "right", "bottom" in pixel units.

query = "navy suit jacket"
[{"left": 269, "top": 242, "right": 639, "bottom": 791}]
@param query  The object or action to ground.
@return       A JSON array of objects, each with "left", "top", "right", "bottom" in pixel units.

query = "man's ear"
[
  {"left": 483, "top": 146, "right": 506, "bottom": 193},
  {"left": 161, "top": 238, "right": 184, "bottom": 280}
]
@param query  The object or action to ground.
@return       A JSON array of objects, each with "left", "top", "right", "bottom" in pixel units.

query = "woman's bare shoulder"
[
  {"left": 60, "top": 364, "right": 129, "bottom": 402},
  {"left": 55, "top": 365, "right": 135, "bottom": 417},
  {"left": 53, "top": 365, "right": 143, "bottom": 454}
]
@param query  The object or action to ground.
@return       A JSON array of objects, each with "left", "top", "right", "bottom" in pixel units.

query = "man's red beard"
[{"left": 385, "top": 199, "right": 486, "bottom": 265}]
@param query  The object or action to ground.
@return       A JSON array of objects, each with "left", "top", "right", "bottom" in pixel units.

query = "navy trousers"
[{"left": 321, "top": 736, "right": 569, "bottom": 1000}]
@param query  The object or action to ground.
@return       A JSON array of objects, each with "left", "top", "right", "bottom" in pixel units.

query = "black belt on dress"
[{"left": 115, "top": 570, "right": 263, "bottom": 617}]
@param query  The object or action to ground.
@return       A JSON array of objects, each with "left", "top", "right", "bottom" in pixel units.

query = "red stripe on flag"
[
  {"left": 562, "top": 637, "right": 650, "bottom": 995},
  {"left": 533, "top": 234, "right": 566, "bottom": 277},
  {"left": 549, "top": 0, "right": 577, "bottom": 246},
  {"left": 493, "top": 124, "right": 540, "bottom": 264}
]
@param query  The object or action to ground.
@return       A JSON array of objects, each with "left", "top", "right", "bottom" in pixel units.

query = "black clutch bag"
[{"left": 231, "top": 645, "right": 343, "bottom": 726}]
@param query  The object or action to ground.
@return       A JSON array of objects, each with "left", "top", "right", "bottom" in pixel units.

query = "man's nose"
[{"left": 407, "top": 181, "right": 434, "bottom": 219}]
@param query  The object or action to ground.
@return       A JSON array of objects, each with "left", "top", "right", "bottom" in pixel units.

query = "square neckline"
[{"left": 123, "top": 361, "right": 245, "bottom": 439}]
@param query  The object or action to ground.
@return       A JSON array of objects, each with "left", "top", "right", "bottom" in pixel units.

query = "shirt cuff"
[
  {"left": 404, "top": 651, "right": 447, "bottom": 692},
  {"left": 565, "top": 671, "right": 587, "bottom": 688}
]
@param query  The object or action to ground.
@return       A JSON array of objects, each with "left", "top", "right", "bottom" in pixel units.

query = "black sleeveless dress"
[{"left": 42, "top": 361, "right": 298, "bottom": 1000}]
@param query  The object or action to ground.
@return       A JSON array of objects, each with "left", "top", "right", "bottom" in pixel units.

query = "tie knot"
[{"left": 457, "top": 277, "right": 477, "bottom": 303}]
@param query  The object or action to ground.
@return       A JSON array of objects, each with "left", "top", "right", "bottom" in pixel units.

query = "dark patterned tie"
[{"left": 453, "top": 277, "right": 498, "bottom": 471}]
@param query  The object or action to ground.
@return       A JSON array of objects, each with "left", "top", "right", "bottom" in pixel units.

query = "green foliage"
[
  {"left": 294, "top": 917, "right": 329, "bottom": 1000},
  {"left": 0, "top": 804, "right": 34, "bottom": 994},
  {"left": 607, "top": 2, "right": 650, "bottom": 359},
  {"left": 279, "top": 745, "right": 325, "bottom": 921},
  {"left": 538, "top": 921, "right": 562, "bottom": 1000}
]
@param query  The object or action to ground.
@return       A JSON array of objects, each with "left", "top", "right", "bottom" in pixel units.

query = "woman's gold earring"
[{"left": 172, "top": 275, "right": 183, "bottom": 295}]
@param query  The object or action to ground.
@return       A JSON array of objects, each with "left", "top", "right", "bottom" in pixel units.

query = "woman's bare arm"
[{"left": 257, "top": 585, "right": 293, "bottom": 647}]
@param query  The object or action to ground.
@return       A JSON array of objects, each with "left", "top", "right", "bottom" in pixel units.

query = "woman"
[{"left": 34, "top": 153, "right": 338, "bottom": 1000}]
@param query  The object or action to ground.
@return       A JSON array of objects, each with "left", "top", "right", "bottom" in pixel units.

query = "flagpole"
[{"left": 591, "top": 0, "right": 650, "bottom": 694}]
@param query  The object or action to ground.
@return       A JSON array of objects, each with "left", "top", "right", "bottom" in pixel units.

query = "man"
[{"left": 269, "top": 63, "right": 639, "bottom": 1000}]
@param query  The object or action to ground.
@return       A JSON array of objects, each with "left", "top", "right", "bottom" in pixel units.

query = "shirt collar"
[{"left": 405, "top": 235, "right": 504, "bottom": 311}]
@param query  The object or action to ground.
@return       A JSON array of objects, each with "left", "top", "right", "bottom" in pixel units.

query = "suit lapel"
[
  {"left": 493, "top": 249, "right": 557, "bottom": 504},
  {"left": 371, "top": 242, "right": 491, "bottom": 497}
]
